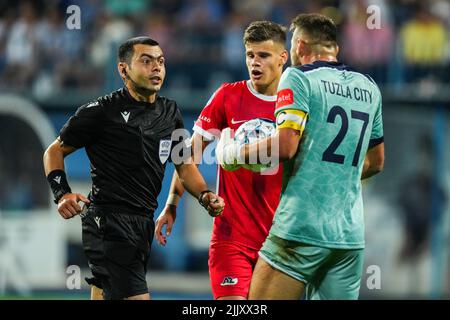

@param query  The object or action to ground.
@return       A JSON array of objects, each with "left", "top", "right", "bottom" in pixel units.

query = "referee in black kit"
[{"left": 43, "top": 37, "right": 225, "bottom": 300}]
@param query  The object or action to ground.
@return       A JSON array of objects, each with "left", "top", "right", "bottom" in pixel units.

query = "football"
[{"left": 234, "top": 118, "right": 276, "bottom": 172}]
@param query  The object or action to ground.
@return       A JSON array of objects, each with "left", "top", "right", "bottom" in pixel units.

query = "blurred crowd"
[{"left": 0, "top": 0, "right": 449, "bottom": 94}]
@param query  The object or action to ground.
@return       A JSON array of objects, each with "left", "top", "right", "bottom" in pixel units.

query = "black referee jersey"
[{"left": 59, "top": 87, "right": 189, "bottom": 217}]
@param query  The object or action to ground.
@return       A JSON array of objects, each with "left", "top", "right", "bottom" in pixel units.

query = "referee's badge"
[{"left": 159, "top": 139, "right": 172, "bottom": 164}]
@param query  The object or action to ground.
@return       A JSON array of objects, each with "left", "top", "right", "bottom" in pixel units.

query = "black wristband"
[
  {"left": 198, "top": 189, "right": 213, "bottom": 208},
  {"left": 47, "top": 170, "right": 72, "bottom": 204}
]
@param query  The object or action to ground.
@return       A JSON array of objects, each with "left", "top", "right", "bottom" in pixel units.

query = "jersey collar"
[
  {"left": 296, "top": 60, "right": 355, "bottom": 73},
  {"left": 246, "top": 80, "right": 277, "bottom": 102},
  {"left": 122, "top": 86, "right": 158, "bottom": 107}
]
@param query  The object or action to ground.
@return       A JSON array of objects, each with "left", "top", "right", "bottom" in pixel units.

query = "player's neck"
[
  {"left": 251, "top": 80, "right": 278, "bottom": 97},
  {"left": 125, "top": 82, "right": 157, "bottom": 104},
  {"left": 303, "top": 54, "right": 337, "bottom": 65}
]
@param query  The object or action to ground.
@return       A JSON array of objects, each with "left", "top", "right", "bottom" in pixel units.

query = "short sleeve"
[
  {"left": 192, "top": 84, "right": 227, "bottom": 141},
  {"left": 59, "top": 100, "right": 104, "bottom": 148},
  {"left": 369, "top": 88, "right": 384, "bottom": 148},
  {"left": 274, "top": 68, "right": 311, "bottom": 117}
]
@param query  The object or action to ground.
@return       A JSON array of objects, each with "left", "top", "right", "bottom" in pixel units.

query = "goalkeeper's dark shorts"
[{"left": 81, "top": 204, "right": 154, "bottom": 300}]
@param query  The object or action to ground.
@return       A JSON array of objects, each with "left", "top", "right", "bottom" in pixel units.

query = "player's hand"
[
  {"left": 155, "top": 205, "right": 177, "bottom": 246},
  {"left": 57, "top": 193, "right": 90, "bottom": 219},
  {"left": 216, "top": 128, "right": 241, "bottom": 171},
  {"left": 200, "top": 192, "right": 225, "bottom": 217}
]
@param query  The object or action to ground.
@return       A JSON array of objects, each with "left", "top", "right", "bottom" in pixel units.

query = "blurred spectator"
[
  {"left": 430, "top": 0, "right": 450, "bottom": 28},
  {"left": 341, "top": 0, "right": 394, "bottom": 83},
  {"left": 75, "top": 0, "right": 104, "bottom": 30},
  {"left": 221, "top": 11, "right": 246, "bottom": 80},
  {"left": 399, "top": 3, "right": 448, "bottom": 83},
  {"left": 104, "top": 0, "right": 149, "bottom": 17},
  {"left": 231, "top": 0, "right": 274, "bottom": 21},
  {"left": 0, "top": 8, "right": 14, "bottom": 72},
  {"left": 89, "top": 13, "right": 134, "bottom": 69},
  {"left": 3, "top": 2, "right": 39, "bottom": 90},
  {"left": 167, "top": 0, "right": 225, "bottom": 89},
  {"left": 33, "top": 5, "right": 86, "bottom": 93},
  {"left": 150, "top": 0, "right": 183, "bottom": 15},
  {"left": 140, "top": 11, "right": 176, "bottom": 64},
  {"left": 88, "top": 11, "right": 134, "bottom": 90}
]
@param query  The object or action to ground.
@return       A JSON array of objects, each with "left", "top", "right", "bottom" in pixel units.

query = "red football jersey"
[{"left": 193, "top": 80, "right": 283, "bottom": 250}]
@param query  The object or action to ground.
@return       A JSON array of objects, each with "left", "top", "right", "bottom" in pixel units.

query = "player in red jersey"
[{"left": 155, "top": 21, "right": 288, "bottom": 300}]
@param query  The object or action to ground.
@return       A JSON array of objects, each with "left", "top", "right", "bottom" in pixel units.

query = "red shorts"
[{"left": 208, "top": 241, "right": 259, "bottom": 299}]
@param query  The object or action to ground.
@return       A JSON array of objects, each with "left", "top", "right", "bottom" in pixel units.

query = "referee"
[{"left": 43, "top": 37, "right": 224, "bottom": 300}]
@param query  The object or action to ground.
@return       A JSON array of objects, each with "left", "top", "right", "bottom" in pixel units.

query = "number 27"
[{"left": 322, "top": 105, "right": 369, "bottom": 166}]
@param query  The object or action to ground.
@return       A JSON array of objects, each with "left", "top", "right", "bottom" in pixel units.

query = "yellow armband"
[{"left": 276, "top": 109, "right": 307, "bottom": 134}]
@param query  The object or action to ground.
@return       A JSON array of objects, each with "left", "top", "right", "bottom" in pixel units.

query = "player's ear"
[
  {"left": 117, "top": 62, "right": 128, "bottom": 79},
  {"left": 298, "top": 39, "right": 308, "bottom": 58},
  {"left": 280, "top": 50, "right": 288, "bottom": 66}
]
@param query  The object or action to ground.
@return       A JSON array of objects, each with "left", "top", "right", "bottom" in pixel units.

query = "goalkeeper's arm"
[
  {"left": 218, "top": 109, "right": 307, "bottom": 168},
  {"left": 241, "top": 127, "right": 302, "bottom": 163},
  {"left": 361, "top": 142, "right": 384, "bottom": 180}
]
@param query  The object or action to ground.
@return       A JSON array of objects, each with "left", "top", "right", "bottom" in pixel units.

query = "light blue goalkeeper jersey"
[{"left": 271, "top": 61, "right": 384, "bottom": 249}]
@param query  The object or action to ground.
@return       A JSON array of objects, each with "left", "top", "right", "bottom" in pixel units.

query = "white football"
[{"left": 234, "top": 118, "right": 276, "bottom": 172}]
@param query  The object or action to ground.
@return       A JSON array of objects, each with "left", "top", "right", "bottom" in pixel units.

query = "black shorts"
[{"left": 81, "top": 204, "right": 154, "bottom": 300}]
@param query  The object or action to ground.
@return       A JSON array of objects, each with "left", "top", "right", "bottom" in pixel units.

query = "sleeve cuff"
[
  {"left": 192, "top": 125, "right": 218, "bottom": 141},
  {"left": 59, "top": 133, "right": 82, "bottom": 149},
  {"left": 368, "top": 136, "right": 384, "bottom": 149}
]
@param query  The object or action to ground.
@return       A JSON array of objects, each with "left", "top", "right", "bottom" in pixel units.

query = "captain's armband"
[{"left": 276, "top": 109, "right": 308, "bottom": 134}]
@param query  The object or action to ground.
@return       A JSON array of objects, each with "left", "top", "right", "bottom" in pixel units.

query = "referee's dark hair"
[{"left": 118, "top": 36, "right": 159, "bottom": 64}]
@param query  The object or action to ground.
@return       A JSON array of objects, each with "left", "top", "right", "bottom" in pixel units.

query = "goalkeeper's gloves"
[{"left": 215, "top": 128, "right": 243, "bottom": 171}]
